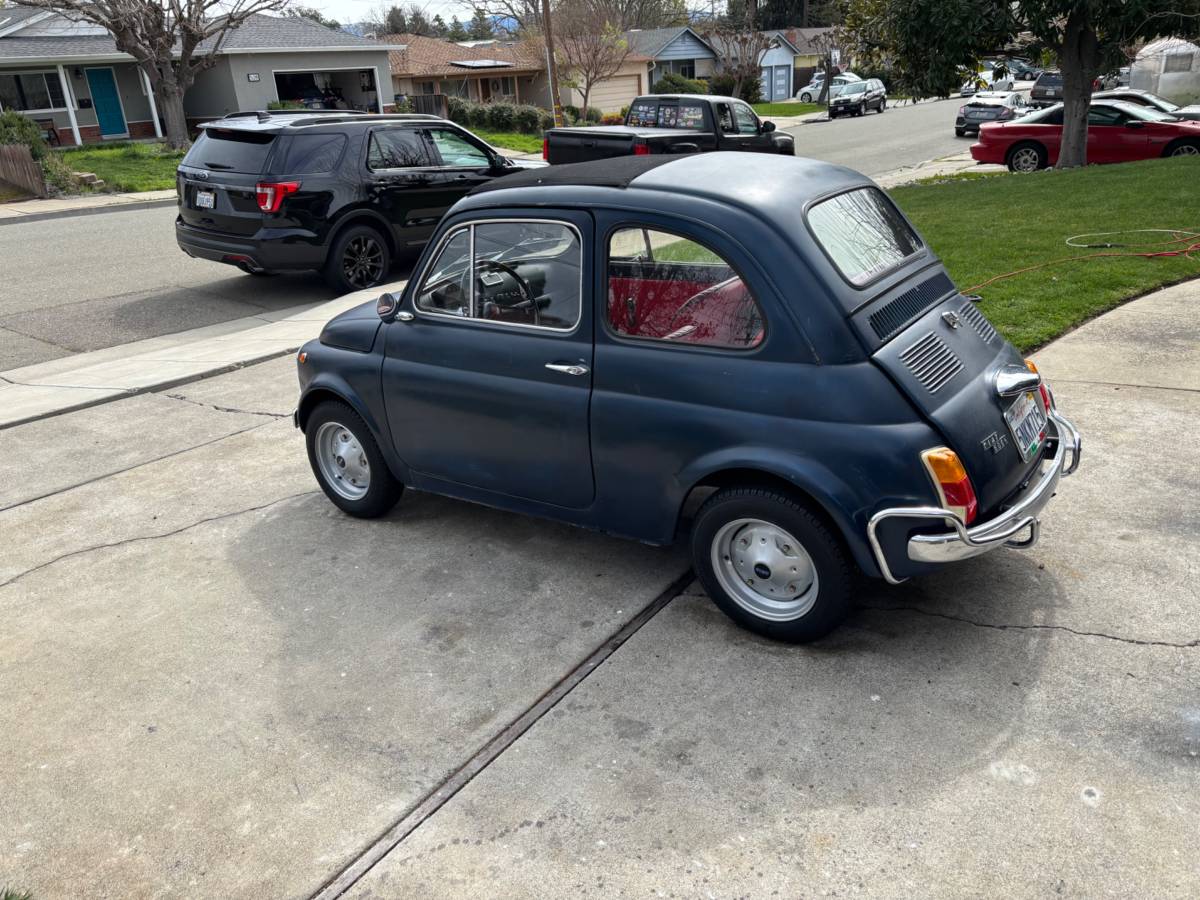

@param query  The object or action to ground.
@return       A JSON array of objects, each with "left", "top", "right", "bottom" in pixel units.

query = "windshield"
[
  {"left": 1123, "top": 103, "right": 1179, "bottom": 122},
  {"left": 807, "top": 188, "right": 923, "bottom": 287}
]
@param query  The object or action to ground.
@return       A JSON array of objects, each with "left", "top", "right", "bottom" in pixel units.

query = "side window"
[
  {"left": 428, "top": 128, "right": 491, "bottom": 168},
  {"left": 607, "top": 227, "right": 765, "bottom": 350},
  {"left": 1087, "top": 105, "right": 1123, "bottom": 126},
  {"left": 733, "top": 103, "right": 759, "bottom": 135},
  {"left": 367, "top": 129, "right": 428, "bottom": 169},
  {"left": 281, "top": 133, "right": 346, "bottom": 173},
  {"left": 716, "top": 103, "right": 736, "bottom": 134},
  {"left": 415, "top": 221, "right": 581, "bottom": 330}
]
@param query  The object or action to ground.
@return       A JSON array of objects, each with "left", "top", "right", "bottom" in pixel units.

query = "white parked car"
[
  {"left": 961, "top": 68, "right": 1015, "bottom": 96},
  {"left": 795, "top": 72, "right": 861, "bottom": 103}
]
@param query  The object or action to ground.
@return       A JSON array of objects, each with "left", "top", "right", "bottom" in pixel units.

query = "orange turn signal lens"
[
  {"left": 1025, "top": 359, "right": 1039, "bottom": 374},
  {"left": 297, "top": 351, "right": 307, "bottom": 364},
  {"left": 1025, "top": 358, "right": 1052, "bottom": 410},
  {"left": 922, "top": 447, "right": 969, "bottom": 484},
  {"left": 920, "top": 447, "right": 978, "bottom": 525}
]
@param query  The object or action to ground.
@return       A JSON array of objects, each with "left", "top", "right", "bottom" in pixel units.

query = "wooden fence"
[{"left": 0, "top": 144, "right": 47, "bottom": 198}]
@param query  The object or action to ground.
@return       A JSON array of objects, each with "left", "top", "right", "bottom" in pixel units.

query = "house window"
[
  {"left": 417, "top": 80, "right": 436, "bottom": 94},
  {"left": 672, "top": 60, "right": 696, "bottom": 79},
  {"left": 0, "top": 71, "right": 67, "bottom": 112}
]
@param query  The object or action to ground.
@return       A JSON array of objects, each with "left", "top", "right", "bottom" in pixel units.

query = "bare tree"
[
  {"left": 556, "top": 2, "right": 631, "bottom": 113},
  {"left": 703, "top": 3, "right": 772, "bottom": 102},
  {"left": 15, "top": 0, "right": 286, "bottom": 147}
]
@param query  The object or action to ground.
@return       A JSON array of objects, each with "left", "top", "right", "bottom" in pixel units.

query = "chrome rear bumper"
[{"left": 867, "top": 409, "right": 1082, "bottom": 585}]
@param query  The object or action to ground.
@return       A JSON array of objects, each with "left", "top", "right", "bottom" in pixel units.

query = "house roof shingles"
[
  {"left": 384, "top": 32, "right": 546, "bottom": 78},
  {"left": 0, "top": 13, "right": 394, "bottom": 62}
]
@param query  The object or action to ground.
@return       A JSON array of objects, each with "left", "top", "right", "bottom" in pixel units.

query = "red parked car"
[{"left": 971, "top": 100, "right": 1200, "bottom": 172}]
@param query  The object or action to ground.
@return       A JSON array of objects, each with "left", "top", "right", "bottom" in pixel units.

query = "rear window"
[
  {"left": 279, "top": 133, "right": 346, "bottom": 174},
  {"left": 807, "top": 188, "right": 923, "bottom": 286},
  {"left": 183, "top": 128, "right": 276, "bottom": 173},
  {"left": 626, "top": 101, "right": 706, "bottom": 130},
  {"left": 1036, "top": 72, "right": 1063, "bottom": 87}
]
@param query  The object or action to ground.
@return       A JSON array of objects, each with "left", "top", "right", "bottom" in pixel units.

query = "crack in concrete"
[
  {"left": 1048, "top": 377, "right": 1200, "bottom": 395},
  {"left": 162, "top": 392, "right": 289, "bottom": 419},
  {"left": 869, "top": 604, "right": 1199, "bottom": 649},
  {"left": 0, "top": 490, "right": 317, "bottom": 592}
]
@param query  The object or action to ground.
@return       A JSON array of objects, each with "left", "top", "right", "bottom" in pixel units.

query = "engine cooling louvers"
[
  {"left": 868, "top": 272, "right": 955, "bottom": 342},
  {"left": 900, "top": 331, "right": 963, "bottom": 394},
  {"left": 957, "top": 300, "right": 999, "bottom": 344}
]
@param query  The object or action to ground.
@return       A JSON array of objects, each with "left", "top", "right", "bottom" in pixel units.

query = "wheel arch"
[
  {"left": 297, "top": 378, "right": 383, "bottom": 439},
  {"left": 1005, "top": 139, "right": 1047, "bottom": 169},
  {"left": 674, "top": 455, "right": 879, "bottom": 578},
  {"left": 325, "top": 209, "right": 396, "bottom": 256},
  {"left": 1162, "top": 137, "right": 1200, "bottom": 157}
]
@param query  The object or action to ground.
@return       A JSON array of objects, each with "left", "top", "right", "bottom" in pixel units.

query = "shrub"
[
  {"left": 0, "top": 110, "right": 48, "bottom": 159},
  {"left": 539, "top": 109, "right": 556, "bottom": 131},
  {"left": 600, "top": 112, "right": 623, "bottom": 125},
  {"left": 651, "top": 71, "right": 706, "bottom": 94},
  {"left": 619, "top": 105, "right": 630, "bottom": 119},
  {"left": 562, "top": 104, "right": 581, "bottom": 123},
  {"left": 738, "top": 77, "right": 762, "bottom": 105},
  {"left": 485, "top": 102, "right": 516, "bottom": 131},
  {"left": 584, "top": 106, "right": 602, "bottom": 123},
  {"left": 266, "top": 100, "right": 305, "bottom": 110},
  {"left": 446, "top": 95, "right": 469, "bottom": 124},
  {"left": 707, "top": 72, "right": 737, "bottom": 97},
  {"left": 513, "top": 104, "right": 543, "bottom": 134}
]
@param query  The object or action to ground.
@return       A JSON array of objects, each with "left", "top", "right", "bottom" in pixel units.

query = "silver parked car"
[{"left": 796, "top": 72, "right": 861, "bottom": 103}]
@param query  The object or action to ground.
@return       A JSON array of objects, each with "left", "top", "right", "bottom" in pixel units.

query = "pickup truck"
[{"left": 543, "top": 94, "right": 794, "bottom": 164}]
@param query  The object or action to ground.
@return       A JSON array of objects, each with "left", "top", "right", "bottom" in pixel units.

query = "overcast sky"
[{"left": 307, "top": 0, "right": 479, "bottom": 28}]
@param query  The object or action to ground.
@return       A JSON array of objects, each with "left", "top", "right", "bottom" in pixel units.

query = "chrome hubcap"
[
  {"left": 1171, "top": 144, "right": 1199, "bottom": 156},
  {"left": 343, "top": 236, "right": 384, "bottom": 287},
  {"left": 314, "top": 421, "right": 370, "bottom": 500},
  {"left": 711, "top": 518, "right": 819, "bottom": 622},
  {"left": 1012, "top": 148, "right": 1040, "bottom": 171}
]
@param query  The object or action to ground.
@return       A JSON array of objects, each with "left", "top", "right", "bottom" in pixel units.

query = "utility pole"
[{"left": 541, "top": 0, "right": 564, "bottom": 126}]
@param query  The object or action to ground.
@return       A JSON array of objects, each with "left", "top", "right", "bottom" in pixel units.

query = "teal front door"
[{"left": 85, "top": 68, "right": 127, "bottom": 137}]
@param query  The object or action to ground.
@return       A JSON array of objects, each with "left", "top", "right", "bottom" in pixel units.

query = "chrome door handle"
[
  {"left": 396, "top": 310, "right": 414, "bottom": 321},
  {"left": 545, "top": 363, "right": 589, "bottom": 376}
]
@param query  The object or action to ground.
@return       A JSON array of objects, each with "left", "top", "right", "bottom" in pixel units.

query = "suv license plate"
[
  {"left": 194, "top": 189, "right": 215, "bottom": 210},
  {"left": 1004, "top": 391, "right": 1048, "bottom": 462}
]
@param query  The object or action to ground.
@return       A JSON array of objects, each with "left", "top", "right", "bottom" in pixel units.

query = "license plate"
[
  {"left": 1004, "top": 391, "right": 1048, "bottom": 462},
  {"left": 194, "top": 189, "right": 215, "bottom": 210}
]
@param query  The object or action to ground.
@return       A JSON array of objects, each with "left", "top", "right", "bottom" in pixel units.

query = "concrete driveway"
[{"left": 1, "top": 283, "right": 1197, "bottom": 898}]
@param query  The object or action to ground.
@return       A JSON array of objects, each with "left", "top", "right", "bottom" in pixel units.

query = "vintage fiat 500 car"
[{"left": 293, "top": 153, "right": 1081, "bottom": 643}]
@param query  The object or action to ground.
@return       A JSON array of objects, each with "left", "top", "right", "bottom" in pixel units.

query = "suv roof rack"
[{"left": 290, "top": 113, "right": 444, "bottom": 127}]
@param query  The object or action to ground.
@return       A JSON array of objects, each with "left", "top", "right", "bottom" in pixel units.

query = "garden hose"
[{"left": 963, "top": 228, "right": 1200, "bottom": 294}]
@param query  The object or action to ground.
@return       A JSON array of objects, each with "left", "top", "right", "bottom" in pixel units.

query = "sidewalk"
[{"left": 0, "top": 187, "right": 176, "bottom": 223}]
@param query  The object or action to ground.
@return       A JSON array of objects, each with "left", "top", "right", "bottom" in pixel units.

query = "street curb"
[{"left": 0, "top": 196, "right": 177, "bottom": 226}]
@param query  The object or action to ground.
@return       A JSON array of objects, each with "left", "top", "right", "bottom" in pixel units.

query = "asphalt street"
[
  {"left": 783, "top": 96, "right": 972, "bottom": 175},
  {"left": 0, "top": 100, "right": 970, "bottom": 373}
]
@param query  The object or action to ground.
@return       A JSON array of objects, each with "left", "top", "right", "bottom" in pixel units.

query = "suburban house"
[
  {"left": 386, "top": 32, "right": 651, "bottom": 113},
  {"left": 623, "top": 26, "right": 717, "bottom": 83},
  {"left": 0, "top": 8, "right": 396, "bottom": 145},
  {"left": 764, "top": 27, "right": 838, "bottom": 93}
]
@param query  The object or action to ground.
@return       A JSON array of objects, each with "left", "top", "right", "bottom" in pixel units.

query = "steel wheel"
[
  {"left": 342, "top": 235, "right": 385, "bottom": 288},
  {"left": 1009, "top": 145, "right": 1042, "bottom": 172},
  {"left": 1170, "top": 142, "right": 1200, "bottom": 156},
  {"left": 710, "top": 518, "right": 820, "bottom": 622},
  {"left": 313, "top": 420, "right": 371, "bottom": 500}
]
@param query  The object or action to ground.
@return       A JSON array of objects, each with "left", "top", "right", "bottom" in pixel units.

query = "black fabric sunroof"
[{"left": 469, "top": 155, "right": 680, "bottom": 195}]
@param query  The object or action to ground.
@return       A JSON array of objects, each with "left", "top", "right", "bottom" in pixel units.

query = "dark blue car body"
[{"left": 294, "top": 153, "right": 1080, "bottom": 638}]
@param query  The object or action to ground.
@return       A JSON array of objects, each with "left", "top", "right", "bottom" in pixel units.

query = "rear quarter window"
[
  {"left": 183, "top": 129, "right": 276, "bottom": 174},
  {"left": 279, "top": 133, "right": 347, "bottom": 174},
  {"left": 807, "top": 187, "right": 923, "bottom": 287}
]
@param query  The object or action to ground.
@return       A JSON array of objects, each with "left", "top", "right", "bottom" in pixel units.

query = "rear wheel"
[
  {"left": 955, "top": 127, "right": 966, "bottom": 137},
  {"left": 691, "top": 487, "right": 854, "bottom": 643},
  {"left": 305, "top": 400, "right": 403, "bottom": 518},
  {"left": 323, "top": 224, "right": 391, "bottom": 294},
  {"left": 1006, "top": 141, "right": 1047, "bottom": 173},
  {"left": 1165, "top": 139, "right": 1200, "bottom": 157},
  {"left": 800, "top": 91, "right": 813, "bottom": 102}
]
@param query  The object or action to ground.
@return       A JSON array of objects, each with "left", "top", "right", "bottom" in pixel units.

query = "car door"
[
  {"left": 381, "top": 211, "right": 595, "bottom": 509},
  {"left": 421, "top": 125, "right": 500, "bottom": 213},
  {"left": 727, "top": 101, "right": 771, "bottom": 151},
  {"left": 1086, "top": 104, "right": 1148, "bottom": 162},
  {"left": 364, "top": 125, "right": 444, "bottom": 250}
]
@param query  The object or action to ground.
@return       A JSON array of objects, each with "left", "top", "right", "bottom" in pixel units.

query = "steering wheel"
[{"left": 476, "top": 259, "right": 539, "bottom": 325}]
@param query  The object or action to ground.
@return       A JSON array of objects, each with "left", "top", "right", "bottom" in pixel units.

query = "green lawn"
[
  {"left": 56, "top": 142, "right": 185, "bottom": 192},
  {"left": 891, "top": 157, "right": 1200, "bottom": 351},
  {"left": 753, "top": 102, "right": 823, "bottom": 117},
  {"left": 474, "top": 130, "right": 543, "bottom": 154}
]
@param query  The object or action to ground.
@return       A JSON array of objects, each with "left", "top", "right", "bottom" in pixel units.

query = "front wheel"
[
  {"left": 879, "top": 99, "right": 886, "bottom": 112},
  {"left": 1165, "top": 139, "right": 1200, "bottom": 157},
  {"left": 800, "top": 92, "right": 812, "bottom": 103},
  {"left": 691, "top": 487, "right": 854, "bottom": 643},
  {"left": 1006, "top": 141, "right": 1047, "bottom": 173},
  {"left": 305, "top": 400, "right": 403, "bottom": 518},
  {"left": 323, "top": 224, "right": 391, "bottom": 294}
]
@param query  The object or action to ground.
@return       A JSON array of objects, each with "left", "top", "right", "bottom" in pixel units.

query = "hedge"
[{"left": 446, "top": 97, "right": 554, "bottom": 134}]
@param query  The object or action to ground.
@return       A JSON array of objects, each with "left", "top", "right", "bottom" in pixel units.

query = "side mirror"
[
  {"left": 761, "top": 120, "right": 776, "bottom": 133},
  {"left": 376, "top": 291, "right": 402, "bottom": 321}
]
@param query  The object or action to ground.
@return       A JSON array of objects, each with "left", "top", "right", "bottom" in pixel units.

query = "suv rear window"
[
  {"left": 807, "top": 188, "right": 923, "bottom": 286},
  {"left": 279, "top": 133, "right": 347, "bottom": 174},
  {"left": 1036, "top": 72, "right": 1063, "bottom": 87},
  {"left": 184, "top": 128, "right": 276, "bottom": 173}
]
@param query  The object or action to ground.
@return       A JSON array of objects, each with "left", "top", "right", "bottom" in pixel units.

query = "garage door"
[
  {"left": 588, "top": 74, "right": 641, "bottom": 112},
  {"left": 773, "top": 65, "right": 791, "bottom": 100}
]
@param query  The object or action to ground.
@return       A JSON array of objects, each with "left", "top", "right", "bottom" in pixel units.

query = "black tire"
[
  {"left": 1164, "top": 139, "right": 1200, "bottom": 158},
  {"left": 305, "top": 399, "right": 403, "bottom": 518},
  {"left": 691, "top": 487, "right": 854, "bottom": 643},
  {"left": 323, "top": 224, "right": 391, "bottom": 294},
  {"left": 1006, "top": 141, "right": 1047, "bottom": 173},
  {"left": 879, "top": 99, "right": 886, "bottom": 112},
  {"left": 955, "top": 127, "right": 966, "bottom": 137}
]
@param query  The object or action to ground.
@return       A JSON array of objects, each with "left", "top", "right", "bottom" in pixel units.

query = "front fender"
[{"left": 296, "top": 368, "right": 409, "bottom": 483}]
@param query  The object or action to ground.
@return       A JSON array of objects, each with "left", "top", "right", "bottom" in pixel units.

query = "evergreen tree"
[
  {"left": 469, "top": 7, "right": 493, "bottom": 39},
  {"left": 447, "top": 16, "right": 470, "bottom": 40}
]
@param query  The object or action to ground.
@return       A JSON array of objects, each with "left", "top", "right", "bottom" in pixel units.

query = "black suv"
[
  {"left": 175, "top": 111, "right": 543, "bottom": 293},
  {"left": 828, "top": 79, "right": 887, "bottom": 117}
]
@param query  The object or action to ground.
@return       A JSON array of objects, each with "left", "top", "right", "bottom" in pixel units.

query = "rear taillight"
[
  {"left": 255, "top": 180, "right": 300, "bottom": 213},
  {"left": 542, "top": 138, "right": 548, "bottom": 160},
  {"left": 958, "top": 105, "right": 967, "bottom": 115},
  {"left": 633, "top": 142, "right": 651, "bottom": 156},
  {"left": 1025, "top": 359, "right": 1052, "bottom": 411},
  {"left": 921, "top": 447, "right": 978, "bottom": 525}
]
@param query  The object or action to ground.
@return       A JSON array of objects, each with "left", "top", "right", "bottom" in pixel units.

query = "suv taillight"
[
  {"left": 256, "top": 180, "right": 300, "bottom": 213},
  {"left": 921, "top": 447, "right": 978, "bottom": 525},
  {"left": 633, "top": 142, "right": 651, "bottom": 156},
  {"left": 542, "top": 138, "right": 548, "bottom": 160}
]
